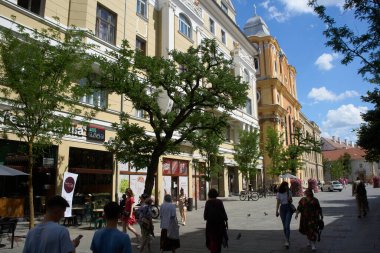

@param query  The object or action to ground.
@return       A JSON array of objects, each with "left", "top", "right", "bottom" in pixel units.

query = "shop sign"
[{"left": 86, "top": 124, "right": 105, "bottom": 142}]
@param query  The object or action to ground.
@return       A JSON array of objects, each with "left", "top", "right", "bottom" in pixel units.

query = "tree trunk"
[
  {"left": 144, "top": 151, "right": 160, "bottom": 196},
  {"left": 28, "top": 142, "right": 35, "bottom": 228}
]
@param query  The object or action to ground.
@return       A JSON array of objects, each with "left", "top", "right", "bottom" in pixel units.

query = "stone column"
[{"left": 161, "top": 0, "right": 176, "bottom": 58}]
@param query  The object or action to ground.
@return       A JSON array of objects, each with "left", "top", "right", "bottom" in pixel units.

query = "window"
[
  {"left": 225, "top": 125, "right": 231, "bottom": 142},
  {"left": 221, "top": 29, "right": 226, "bottom": 44},
  {"left": 95, "top": 4, "right": 116, "bottom": 45},
  {"left": 243, "top": 69, "right": 250, "bottom": 83},
  {"left": 80, "top": 79, "right": 108, "bottom": 108},
  {"left": 136, "top": 37, "right": 146, "bottom": 55},
  {"left": 17, "top": 0, "right": 45, "bottom": 16},
  {"left": 136, "top": 110, "right": 143, "bottom": 118},
  {"left": 209, "top": 18, "right": 215, "bottom": 34},
  {"left": 179, "top": 14, "right": 192, "bottom": 39},
  {"left": 136, "top": 0, "right": 147, "bottom": 17},
  {"left": 254, "top": 58, "right": 259, "bottom": 71},
  {"left": 221, "top": 2, "right": 228, "bottom": 14},
  {"left": 246, "top": 98, "right": 252, "bottom": 115}
]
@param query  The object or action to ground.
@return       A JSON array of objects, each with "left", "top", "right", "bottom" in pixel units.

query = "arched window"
[{"left": 179, "top": 14, "right": 192, "bottom": 39}]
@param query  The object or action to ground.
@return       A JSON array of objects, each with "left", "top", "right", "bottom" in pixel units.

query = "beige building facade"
[
  {"left": 0, "top": 0, "right": 260, "bottom": 210},
  {"left": 299, "top": 112, "right": 324, "bottom": 186}
]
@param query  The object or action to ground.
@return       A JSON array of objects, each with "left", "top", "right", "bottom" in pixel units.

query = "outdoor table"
[
  {"left": 72, "top": 207, "right": 85, "bottom": 224},
  {"left": 0, "top": 219, "right": 17, "bottom": 249}
]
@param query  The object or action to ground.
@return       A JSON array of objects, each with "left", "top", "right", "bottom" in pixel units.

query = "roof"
[
  {"left": 323, "top": 148, "right": 366, "bottom": 161},
  {"left": 243, "top": 15, "right": 271, "bottom": 37},
  {"left": 321, "top": 137, "right": 355, "bottom": 151}
]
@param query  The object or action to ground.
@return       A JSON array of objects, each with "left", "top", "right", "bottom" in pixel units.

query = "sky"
[{"left": 231, "top": 0, "right": 373, "bottom": 143}]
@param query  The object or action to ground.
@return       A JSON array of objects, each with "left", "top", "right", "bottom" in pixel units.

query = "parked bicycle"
[
  {"left": 257, "top": 187, "right": 276, "bottom": 198},
  {"left": 239, "top": 190, "right": 259, "bottom": 201},
  {"left": 133, "top": 199, "right": 160, "bottom": 219}
]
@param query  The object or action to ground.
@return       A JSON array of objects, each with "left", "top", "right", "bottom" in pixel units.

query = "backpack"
[{"left": 356, "top": 182, "right": 366, "bottom": 195}]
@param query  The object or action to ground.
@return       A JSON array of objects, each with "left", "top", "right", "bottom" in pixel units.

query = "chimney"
[
  {"left": 337, "top": 137, "right": 341, "bottom": 143},
  {"left": 332, "top": 136, "right": 335, "bottom": 142},
  {"left": 351, "top": 141, "right": 355, "bottom": 147},
  {"left": 344, "top": 139, "right": 348, "bottom": 146}
]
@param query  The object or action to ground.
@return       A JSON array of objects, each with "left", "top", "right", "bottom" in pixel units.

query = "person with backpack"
[
  {"left": 138, "top": 197, "right": 155, "bottom": 253},
  {"left": 353, "top": 177, "right": 369, "bottom": 218}
]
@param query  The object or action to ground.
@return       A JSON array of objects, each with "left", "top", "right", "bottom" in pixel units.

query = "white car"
[{"left": 321, "top": 181, "right": 343, "bottom": 192}]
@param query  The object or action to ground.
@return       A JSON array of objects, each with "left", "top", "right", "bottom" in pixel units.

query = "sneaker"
[
  {"left": 307, "top": 241, "right": 311, "bottom": 247},
  {"left": 358, "top": 215, "right": 362, "bottom": 218},
  {"left": 284, "top": 241, "right": 289, "bottom": 247},
  {"left": 311, "top": 245, "right": 316, "bottom": 251}
]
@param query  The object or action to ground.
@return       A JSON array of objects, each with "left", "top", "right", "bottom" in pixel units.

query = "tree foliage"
[
  {"left": 234, "top": 128, "right": 261, "bottom": 188},
  {"left": 264, "top": 127, "right": 284, "bottom": 177},
  {"left": 282, "top": 128, "right": 322, "bottom": 174},
  {"left": 101, "top": 39, "right": 249, "bottom": 195},
  {"left": 324, "top": 153, "right": 352, "bottom": 180},
  {"left": 309, "top": 0, "right": 380, "bottom": 161},
  {"left": 0, "top": 21, "right": 96, "bottom": 227}
]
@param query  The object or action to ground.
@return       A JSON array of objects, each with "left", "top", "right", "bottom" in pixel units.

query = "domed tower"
[{"left": 243, "top": 8, "right": 302, "bottom": 184}]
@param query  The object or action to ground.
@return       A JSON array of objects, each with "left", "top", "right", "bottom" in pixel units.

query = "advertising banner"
[
  {"left": 163, "top": 176, "right": 172, "bottom": 197},
  {"left": 61, "top": 172, "right": 78, "bottom": 217},
  {"left": 179, "top": 176, "right": 188, "bottom": 197},
  {"left": 130, "top": 175, "right": 146, "bottom": 199}
]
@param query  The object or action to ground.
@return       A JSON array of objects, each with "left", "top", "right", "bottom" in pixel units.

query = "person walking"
[
  {"left": 23, "top": 196, "right": 82, "bottom": 253},
  {"left": 138, "top": 197, "right": 155, "bottom": 253},
  {"left": 122, "top": 188, "right": 140, "bottom": 240},
  {"left": 160, "top": 194, "right": 180, "bottom": 253},
  {"left": 295, "top": 188, "right": 323, "bottom": 251},
  {"left": 275, "top": 181, "right": 293, "bottom": 248},
  {"left": 204, "top": 188, "right": 228, "bottom": 253},
  {"left": 90, "top": 202, "right": 132, "bottom": 253},
  {"left": 178, "top": 188, "right": 187, "bottom": 226},
  {"left": 353, "top": 178, "right": 369, "bottom": 218}
]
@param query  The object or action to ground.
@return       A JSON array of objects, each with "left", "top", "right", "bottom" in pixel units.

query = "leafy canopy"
[
  {"left": 264, "top": 127, "right": 284, "bottom": 176},
  {"left": 234, "top": 128, "right": 261, "bottom": 184},
  {"left": 100, "top": 39, "right": 249, "bottom": 194}
]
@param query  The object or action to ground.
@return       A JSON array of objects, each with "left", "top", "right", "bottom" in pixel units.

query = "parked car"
[{"left": 321, "top": 181, "right": 343, "bottom": 192}]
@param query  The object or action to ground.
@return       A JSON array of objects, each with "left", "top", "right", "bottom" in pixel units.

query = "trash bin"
[{"left": 187, "top": 198, "right": 193, "bottom": 211}]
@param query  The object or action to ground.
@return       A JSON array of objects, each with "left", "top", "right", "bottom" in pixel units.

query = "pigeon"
[
  {"left": 264, "top": 212, "right": 268, "bottom": 216},
  {"left": 247, "top": 213, "right": 251, "bottom": 217},
  {"left": 236, "top": 233, "right": 242, "bottom": 240}
]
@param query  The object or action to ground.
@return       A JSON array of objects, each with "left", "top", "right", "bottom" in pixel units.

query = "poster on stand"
[
  {"left": 61, "top": 172, "right": 78, "bottom": 217},
  {"left": 163, "top": 176, "right": 172, "bottom": 197},
  {"left": 130, "top": 175, "right": 146, "bottom": 199},
  {"left": 179, "top": 176, "right": 188, "bottom": 197}
]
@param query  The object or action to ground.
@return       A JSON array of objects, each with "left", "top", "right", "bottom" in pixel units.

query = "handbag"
[
  {"left": 287, "top": 191, "right": 297, "bottom": 213},
  {"left": 222, "top": 229, "right": 229, "bottom": 248},
  {"left": 317, "top": 218, "right": 324, "bottom": 241},
  {"left": 167, "top": 217, "right": 180, "bottom": 240}
]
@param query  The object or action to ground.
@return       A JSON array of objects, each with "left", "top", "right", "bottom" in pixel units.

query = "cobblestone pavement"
[{"left": 2, "top": 185, "right": 379, "bottom": 253}]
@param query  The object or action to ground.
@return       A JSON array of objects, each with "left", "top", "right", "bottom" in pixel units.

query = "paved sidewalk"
[{"left": 1, "top": 185, "right": 379, "bottom": 253}]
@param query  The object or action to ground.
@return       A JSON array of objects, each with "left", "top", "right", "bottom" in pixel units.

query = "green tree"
[
  {"left": 282, "top": 128, "right": 322, "bottom": 174},
  {"left": 234, "top": 128, "right": 261, "bottom": 190},
  {"left": 309, "top": 0, "right": 380, "bottom": 161},
  {"left": 264, "top": 127, "right": 284, "bottom": 179},
  {"left": 192, "top": 129, "right": 225, "bottom": 188},
  {"left": 330, "top": 159, "right": 344, "bottom": 180},
  {"left": 0, "top": 21, "right": 95, "bottom": 227},
  {"left": 101, "top": 39, "right": 248, "bottom": 195},
  {"left": 341, "top": 152, "right": 352, "bottom": 178}
]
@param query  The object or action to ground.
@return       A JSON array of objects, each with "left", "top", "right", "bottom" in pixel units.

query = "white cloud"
[
  {"left": 307, "top": 87, "right": 360, "bottom": 102},
  {"left": 321, "top": 104, "right": 367, "bottom": 141},
  {"left": 259, "top": 0, "right": 345, "bottom": 22},
  {"left": 314, "top": 53, "right": 339, "bottom": 71}
]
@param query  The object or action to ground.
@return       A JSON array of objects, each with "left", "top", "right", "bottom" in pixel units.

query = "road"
[{"left": 3, "top": 185, "right": 380, "bottom": 253}]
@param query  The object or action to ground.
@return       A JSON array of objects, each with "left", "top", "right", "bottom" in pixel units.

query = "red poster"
[
  {"left": 172, "top": 160, "right": 179, "bottom": 174},
  {"left": 179, "top": 161, "right": 188, "bottom": 175},
  {"left": 163, "top": 159, "right": 171, "bottom": 175}
]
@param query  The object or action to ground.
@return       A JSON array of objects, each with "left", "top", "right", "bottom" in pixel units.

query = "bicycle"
[{"left": 239, "top": 190, "right": 259, "bottom": 201}]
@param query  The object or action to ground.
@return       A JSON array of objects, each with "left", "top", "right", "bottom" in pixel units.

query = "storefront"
[{"left": 162, "top": 159, "right": 189, "bottom": 202}]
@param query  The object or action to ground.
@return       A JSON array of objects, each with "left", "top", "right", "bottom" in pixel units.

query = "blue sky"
[{"left": 232, "top": 0, "right": 372, "bottom": 143}]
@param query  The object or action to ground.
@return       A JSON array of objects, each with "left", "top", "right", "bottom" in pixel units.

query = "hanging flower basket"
[
  {"left": 373, "top": 176, "right": 380, "bottom": 188},
  {"left": 290, "top": 178, "right": 303, "bottom": 197},
  {"left": 308, "top": 178, "right": 319, "bottom": 193}
]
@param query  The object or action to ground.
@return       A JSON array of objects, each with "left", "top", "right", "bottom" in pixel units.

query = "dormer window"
[
  {"left": 179, "top": 13, "right": 192, "bottom": 39},
  {"left": 221, "top": 2, "right": 228, "bottom": 14}
]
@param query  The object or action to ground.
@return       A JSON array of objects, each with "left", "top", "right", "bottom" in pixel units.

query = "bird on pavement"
[
  {"left": 247, "top": 213, "right": 251, "bottom": 217},
  {"left": 264, "top": 212, "right": 268, "bottom": 216},
  {"left": 236, "top": 233, "right": 242, "bottom": 240}
]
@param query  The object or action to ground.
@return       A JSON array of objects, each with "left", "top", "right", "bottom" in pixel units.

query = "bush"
[
  {"left": 290, "top": 178, "right": 303, "bottom": 197},
  {"left": 373, "top": 176, "right": 380, "bottom": 188},
  {"left": 308, "top": 178, "right": 319, "bottom": 193}
]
